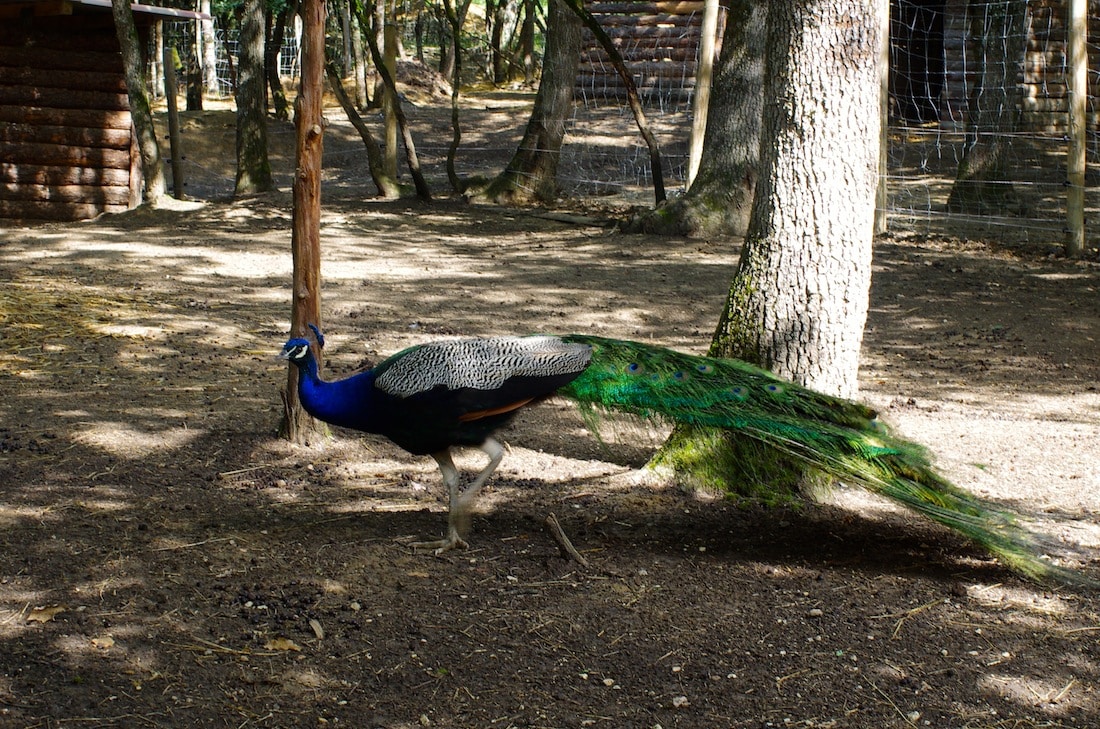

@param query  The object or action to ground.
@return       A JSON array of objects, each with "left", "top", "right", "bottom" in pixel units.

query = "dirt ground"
[{"left": 3, "top": 87, "right": 1100, "bottom": 728}]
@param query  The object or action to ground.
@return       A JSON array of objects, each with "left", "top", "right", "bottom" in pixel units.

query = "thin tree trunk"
[
  {"left": 478, "top": 0, "right": 583, "bottom": 203},
  {"left": 282, "top": 0, "right": 327, "bottom": 444},
  {"left": 326, "top": 61, "right": 402, "bottom": 198},
  {"left": 111, "top": 0, "right": 165, "bottom": 206},
  {"left": 351, "top": 10, "right": 369, "bottom": 108},
  {"left": 441, "top": 0, "right": 473, "bottom": 193},
  {"left": 561, "top": 0, "right": 665, "bottom": 204},
  {"left": 654, "top": 0, "right": 883, "bottom": 497},
  {"left": 354, "top": 1, "right": 433, "bottom": 199},
  {"left": 201, "top": 0, "right": 218, "bottom": 95},
  {"left": 267, "top": 0, "right": 295, "bottom": 121},
  {"left": 235, "top": 0, "right": 275, "bottom": 194},
  {"left": 520, "top": 0, "right": 536, "bottom": 85}
]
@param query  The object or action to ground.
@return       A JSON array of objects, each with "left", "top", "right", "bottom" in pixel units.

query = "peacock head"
[
  {"left": 279, "top": 338, "right": 314, "bottom": 366},
  {"left": 280, "top": 324, "right": 325, "bottom": 366}
]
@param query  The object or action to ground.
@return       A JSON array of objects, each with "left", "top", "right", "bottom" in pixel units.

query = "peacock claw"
[{"left": 409, "top": 532, "right": 468, "bottom": 555}]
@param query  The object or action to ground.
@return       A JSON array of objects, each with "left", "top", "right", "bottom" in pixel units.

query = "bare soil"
[{"left": 2, "top": 88, "right": 1100, "bottom": 728}]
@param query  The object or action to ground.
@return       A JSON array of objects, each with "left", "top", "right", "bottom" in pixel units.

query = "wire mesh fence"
[{"left": 158, "top": 1, "right": 1098, "bottom": 250}]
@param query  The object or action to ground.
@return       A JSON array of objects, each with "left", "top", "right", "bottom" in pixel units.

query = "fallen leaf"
[
  {"left": 309, "top": 618, "right": 324, "bottom": 640},
  {"left": 264, "top": 637, "right": 301, "bottom": 652},
  {"left": 27, "top": 606, "right": 65, "bottom": 623},
  {"left": 91, "top": 636, "right": 115, "bottom": 650}
]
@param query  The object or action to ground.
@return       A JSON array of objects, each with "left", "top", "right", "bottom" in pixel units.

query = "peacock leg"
[{"left": 411, "top": 438, "right": 504, "bottom": 554}]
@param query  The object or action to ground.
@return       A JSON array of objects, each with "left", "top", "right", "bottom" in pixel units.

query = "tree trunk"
[
  {"left": 235, "top": 0, "right": 275, "bottom": 194},
  {"left": 440, "top": 0, "right": 474, "bottom": 193},
  {"left": 562, "top": 0, "right": 665, "bottom": 204},
  {"left": 519, "top": 0, "right": 536, "bottom": 85},
  {"left": 266, "top": 1, "right": 295, "bottom": 121},
  {"left": 477, "top": 0, "right": 583, "bottom": 203},
  {"left": 354, "top": 1, "right": 433, "bottom": 199},
  {"left": 626, "top": 0, "right": 764, "bottom": 236},
  {"left": 946, "top": 0, "right": 1030, "bottom": 216},
  {"left": 654, "top": 0, "right": 883, "bottom": 497},
  {"left": 111, "top": 0, "right": 165, "bottom": 206},
  {"left": 281, "top": 0, "right": 328, "bottom": 444},
  {"left": 351, "top": 10, "right": 369, "bottom": 109},
  {"left": 326, "top": 61, "right": 401, "bottom": 198},
  {"left": 201, "top": 0, "right": 218, "bottom": 96}
]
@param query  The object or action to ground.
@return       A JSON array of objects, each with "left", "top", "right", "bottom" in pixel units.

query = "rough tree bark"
[
  {"left": 235, "top": 0, "right": 275, "bottom": 195},
  {"left": 266, "top": 0, "right": 296, "bottom": 122},
  {"left": 626, "top": 0, "right": 765, "bottom": 236},
  {"left": 655, "top": 0, "right": 884, "bottom": 498},
  {"left": 281, "top": 0, "right": 327, "bottom": 444},
  {"left": 477, "top": 0, "right": 583, "bottom": 204},
  {"left": 946, "top": 0, "right": 1030, "bottom": 216},
  {"left": 111, "top": 0, "right": 165, "bottom": 206}
]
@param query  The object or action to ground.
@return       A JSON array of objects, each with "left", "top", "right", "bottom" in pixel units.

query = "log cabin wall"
[
  {"left": 0, "top": 10, "right": 142, "bottom": 221},
  {"left": 893, "top": 0, "right": 1099, "bottom": 133},
  {"left": 575, "top": 0, "right": 721, "bottom": 108}
]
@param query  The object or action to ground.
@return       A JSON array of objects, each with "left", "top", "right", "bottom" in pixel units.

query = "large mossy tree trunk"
[
  {"left": 946, "top": 0, "right": 1030, "bottom": 216},
  {"left": 626, "top": 0, "right": 765, "bottom": 237},
  {"left": 235, "top": 0, "right": 275, "bottom": 195},
  {"left": 476, "top": 0, "right": 583, "bottom": 204},
  {"left": 654, "top": 0, "right": 883, "bottom": 500}
]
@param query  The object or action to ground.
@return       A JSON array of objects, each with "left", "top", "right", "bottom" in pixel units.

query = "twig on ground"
[{"left": 545, "top": 513, "right": 589, "bottom": 568}]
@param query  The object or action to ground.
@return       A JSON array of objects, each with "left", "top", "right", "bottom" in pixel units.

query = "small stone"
[
  {"left": 671, "top": 695, "right": 689, "bottom": 708},
  {"left": 807, "top": 608, "right": 824, "bottom": 618}
]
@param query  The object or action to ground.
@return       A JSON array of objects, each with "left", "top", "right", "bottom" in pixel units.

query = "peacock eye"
[
  {"left": 766, "top": 384, "right": 783, "bottom": 395},
  {"left": 696, "top": 364, "right": 714, "bottom": 374},
  {"left": 729, "top": 386, "right": 748, "bottom": 400},
  {"left": 626, "top": 362, "right": 644, "bottom": 375}
]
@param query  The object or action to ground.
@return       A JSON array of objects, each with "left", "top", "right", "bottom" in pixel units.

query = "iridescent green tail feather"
[{"left": 559, "top": 335, "right": 1085, "bottom": 585}]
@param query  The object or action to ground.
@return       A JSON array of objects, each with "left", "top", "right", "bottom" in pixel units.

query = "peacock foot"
[{"left": 409, "top": 529, "right": 469, "bottom": 555}]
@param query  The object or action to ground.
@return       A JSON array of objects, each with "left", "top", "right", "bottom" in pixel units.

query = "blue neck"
[{"left": 294, "top": 354, "right": 380, "bottom": 432}]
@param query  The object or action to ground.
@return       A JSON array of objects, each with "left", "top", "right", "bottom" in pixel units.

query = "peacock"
[{"left": 280, "top": 326, "right": 1084, "bottom": 583}]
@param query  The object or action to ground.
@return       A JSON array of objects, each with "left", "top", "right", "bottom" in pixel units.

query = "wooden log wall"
[
  {"left": 0, "top": 13, "right": 135, "bottom": 221},
  {"left": 576, "top": 0, "right": 718, "bottom": 107},
  {"left": 935, "top": 0, "right": 1100, "bottom": 133}
]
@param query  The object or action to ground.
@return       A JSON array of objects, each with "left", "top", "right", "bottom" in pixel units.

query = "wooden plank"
[
  {"left": 592, "top": 13, "right": 700, "bottom": 28},
  {"left": 0, "top": 198, "right": 128, "bottom": 220},
  {"left": 0, "top": 65, "right": 128, "bottom": 93},
  {"left": 581, "top": 45, "right": 700, "bottom": 62},
  {"left": 0, "top": 140, "right": 132, "bottom": 168},
  {"left": 0, "top": 45, "right": 125, "bottom": 74},
  {"left": 0, "top": 181, "right": 131, "bottom": 205},
  {"left": 0, "top": 162, "right": 130, "bottom": 186},
  {"left": 0, "top": 121, "right": 131, "bottom": 149},
  {"left": 0, "top": 84, "right": 129, "bottom": 111},
  {"left": 0, "top": 106, "right": 131, "bottom": 130},
  {"left": 588, "top": 1, "right": 705, "bottom": 14}
]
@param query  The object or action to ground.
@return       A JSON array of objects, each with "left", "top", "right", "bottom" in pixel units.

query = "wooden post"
[
  {"left": 282, "top": 0, "right": 327, "bottom": 443},
  {"left": 1066, "top": 0, "right": 1087, "bottom": 257},
  {"left": 874, "top": 0, "right": 889, "bottom": 235},
  {"left": 687, "top": 0, "right": 718, "bottom": 187},
  {"left": 162, "top": 43, "right": 185, "bottom": 200}
]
